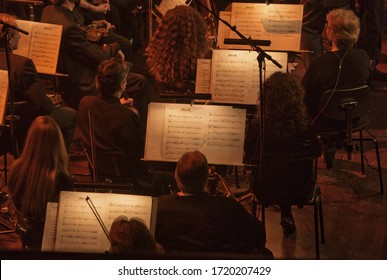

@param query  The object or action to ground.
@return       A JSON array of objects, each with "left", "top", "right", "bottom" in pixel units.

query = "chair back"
[
  {"left": 85, "top": 109, "right": 133, "bottom": 185},
  {"left": 318, "top": 85, "right": 370, "bottom": 122},
  {"left": 14, "top": 207, "right": 44, "bottom": 250},
  {"left": 253, "top": 155, "right": 316, "bottom": 206},
  {"left": 85, "top": 146, "right": 133, "bottom": 184}
]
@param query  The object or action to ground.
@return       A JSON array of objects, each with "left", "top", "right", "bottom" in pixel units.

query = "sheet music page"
[
  {"left": 145, "top": 103, "right": 246, "bottom": 165},
  {"left": 55, "top": 192, "right": 107, "bottom": 253},
  {"left": 54, "top": 191, "right": 156, "bottom": 253},
  {"left": 12, "top": 20, "right": 33, "bottom": 58},
  {"left": 156, "top": 0, "right": 187, "bottom": 16},
  {"left": 14, "top": 20, "right": 62, "bottom": 75},
  {"left": 0, "top": 70, "right": 9, "bottom": 126},
  {"left": 210, "top": 49, "right": 287, "bottom": 104},
  {"left": 229, "top": 3, "right": 303, "bottom": 51},
  {"left": 162, "top": 105, "right": 207, "bottom": 160},
  {"left": 195, "top": 59, "right": 211, "bottom": 93},
  {"left": 41, "top": 202, "right": 59, "bottom": 252},
  {"left": 217, "top": 11, "right": 241, "bottom": 50}
]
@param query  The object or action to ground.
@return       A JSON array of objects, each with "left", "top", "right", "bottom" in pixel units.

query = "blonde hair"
[
  {"left": 326, "top": 8, "right": 360, "bottom": 49},
  {"left": 8, "top": 116, "right": 70, "bottom": 219},
  {"left": 146, "top": 5, "right": 208, "bottom": 84}
]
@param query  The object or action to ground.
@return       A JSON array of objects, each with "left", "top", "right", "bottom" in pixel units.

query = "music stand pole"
[
  {"left": 1, "top": 25, "right": 19, "bottom": 161},
  {"left": 190, "top": 0, "right": 282, "bottom": 201}
]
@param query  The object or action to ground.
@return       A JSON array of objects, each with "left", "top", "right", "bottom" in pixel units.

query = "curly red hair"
[{"left": 146, "top": 5, "right": 208, "bottom": 84}]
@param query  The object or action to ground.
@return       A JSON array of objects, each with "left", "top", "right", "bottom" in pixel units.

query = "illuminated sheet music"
[
  {"left": 210, "top": 49, "right": 287, "bottom": 104},
  {"left": 41, "top": 202, "right": 59, "bottom": 252},
  {"left": 145, "top": 103, "right": 246, "bottom": 165},
  {"left": 156, "top": 0, "right": 187, "bottom": 16},
  {"left": 195, "top": 59, "right": 211, "bottom": 93},
  {"left": 14, "top": 20, "right": 62, "bottom": 75},
  {"left": 0, "top": 70, "right": 9, "bottom": 126},
  {"left": 52, "top": 192, "right": 157, "bottom": 253},
  {"left": 223, "top": 3, "right": 303, "bottom": 51}
]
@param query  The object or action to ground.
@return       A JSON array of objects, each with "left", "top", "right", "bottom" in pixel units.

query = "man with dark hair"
[
  {"left": 156, "top": 151, "right": 271, "bottom": 256},
  {"left": 76, "top": 58, "right": 156, "bottom": 193}
]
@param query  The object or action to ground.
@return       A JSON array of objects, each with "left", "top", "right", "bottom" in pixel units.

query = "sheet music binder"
[{"left": 41, "top": 191, "right": 158, "bottom": 253}]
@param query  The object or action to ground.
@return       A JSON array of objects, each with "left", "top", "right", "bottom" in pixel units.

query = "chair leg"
[
  {"left": 251, "top": 194, "right": 257, "bottom": 217},
  {"left": 373, "top": 138, "right": 384, "bottom": 194},
  {"left": 355, "top": 135, "right": 384, "bottom": 194},
  {"left": 318, "top": 196, "right": 326, "bottom": 244},
  {"left": 314, "top": 202, "right": 320, "bottom": 259},
  {"left": 359, "top": 130, "right": 365, "bottom": 174},
  {"left": 261, "top": 204, "right": 266, "bottom": 225}
]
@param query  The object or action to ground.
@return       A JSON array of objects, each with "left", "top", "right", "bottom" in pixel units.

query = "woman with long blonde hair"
[{"left": 8, "top": 116, "right": 73, "bottom": 248}]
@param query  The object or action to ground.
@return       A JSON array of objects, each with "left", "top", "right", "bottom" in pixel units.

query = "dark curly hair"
[
  {"left": 264, "top": 72, "right": 310, "bottom": 139},
  {"left": 145, "top": 5, "right": 209, "bottom": 85}
]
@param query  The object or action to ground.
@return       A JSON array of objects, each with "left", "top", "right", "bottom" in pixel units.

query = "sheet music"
[
  {"left": 223, "top": 3, "right": 303, "bottom": 51},
  {"left": 0, "top": 70, "right": 9, "bottom": 126},
  {"left": 195, "top": 59, "right": 211, "bottom": 93},
  {"left": 217, "top": 11, "right": 241, "bottom": 50},
  {"left": 53, "top": 191, "right": 156, "bottom": 253},
  {"left": 145, "top": 103, "right": 246, "bottom": 165},
  {"left": 14, "top": 20, "right": 62, "bottom": 75},
  {"left": 210, "top": 49, "right": 287, "bottom": 104},
  {"left": 156, "top": 0, "right": 187, "bottom": 16},
  {"left": 41, "top": 202, "right": 59, "bottom": 252}
]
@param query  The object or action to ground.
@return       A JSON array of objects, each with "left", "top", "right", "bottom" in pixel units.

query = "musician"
[
  {"left": 40, "top": 0, "right": 147, "bottom": 111},
  {"left": 0, "top": 13, "right": 76, "bottom": 151},
  {"left": 302, "top": 8, "right": 371, "bottom": 168},
  {"left": 76, "top": 57, "right": 163, "bottom": 195},
  {"left": 146, "top": 5, "right": 210, "bottom": 95},
  {"left": 8, "top": 115, "right": 74, "bottom": 250},
  {"left": 155, "top": 151, "right": 271, "bottom": 256}
]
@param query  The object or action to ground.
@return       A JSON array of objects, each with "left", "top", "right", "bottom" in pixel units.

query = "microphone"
[{"left": 0, "top": 19, "right": 29, "bottom": 35}]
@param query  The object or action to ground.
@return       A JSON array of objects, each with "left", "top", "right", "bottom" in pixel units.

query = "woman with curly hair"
[
  {"left": 245, "top": 72, "right": 321, "bottom": 236},
  {"left": 146, "top": 5, "right": 209, "bottom": 92},
  {"left": 8, "top": 116, "right": 74, "bottom": 249}
]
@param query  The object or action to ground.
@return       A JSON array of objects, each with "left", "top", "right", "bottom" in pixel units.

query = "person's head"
[
  {"left": 146, "top": 5, "right": 209, "bottom": 84},
  {"left": 263, "top": 72, "right": 309, "bottom": 139},
  {"left": 8, "top": 116, "right": 69, "bottom": 218},
  {"left": 109, "top": 216, "right": 157, "bottom": 254},
  {"left": 96, "top": 58, "right": 129, "bottom": 97},
  {"left": 0, "top": 13, "right": 21, "bottom": 50},
  {"left": 326, "top": 8, "right": 360, "bottom": 50},
  {"left": 175, "top": 151, "right": 209, "bottom": 194}
]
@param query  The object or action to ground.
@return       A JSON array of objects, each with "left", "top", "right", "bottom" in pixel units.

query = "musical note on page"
[
  {"left": 219, "top": 3, "right": 303, "bottom": 51},
  {"left": 14, "top": 20, "right": 62, "bottom": 75},
  {"left": 156, "top": 0, "right": 187, "bottom": 16},
  {"left": 210, "top": 49, "right": 287, "bottom": 104},
  {"left": 195, "top": 59, "right": 211, "bottom": 93},
  {"left": 48, "top": 191, "right": 157, "bottom": 252},
  {"left": 145, "top": 103, "right": 246, "bottom": 165}
]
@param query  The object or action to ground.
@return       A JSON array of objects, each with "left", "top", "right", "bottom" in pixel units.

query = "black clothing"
[
  {"left": 0, "top": 49, "right": 76, "bottom": 150},
  {"left": 40, "top": 4, "right": 137, "bottom": 109},
  {"left": 156, "top": 192, "right": 267, "bottom": 254},
  {"left": 302, "top": 48, "right": 371, "bottom": 119}
]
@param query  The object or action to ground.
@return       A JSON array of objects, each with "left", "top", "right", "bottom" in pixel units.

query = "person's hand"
[
  {"left": 116, "top": 50, "right": 125, "bottom": 61},
  {"left": 96, "top": 3, "right": 110, "bottom": 14},
  {"left": 120, "top": 97, "right": 134, "bottom": 107},
  {"left": 96, "top": 19, "right": 112, "bottom": 30}
]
